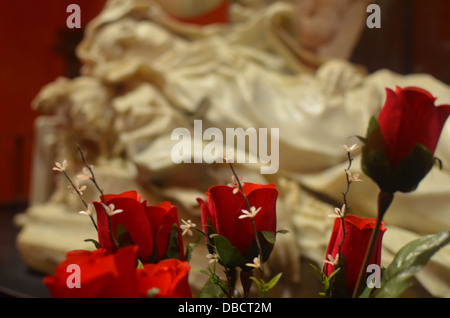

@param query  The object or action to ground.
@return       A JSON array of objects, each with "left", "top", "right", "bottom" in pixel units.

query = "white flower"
[
  {"left": 246, "top": 255, "right": 261, "bottom": 269},
  {"left": 69, "top": 180, "right": 87, "bottom": 195},
  {"left": 77, "top": 166, "right": 93, "bottom": 181},
  {"left": 180, "top": 219, "right": 196, "bottom": 236},
  {"left": 328, "top": 204, "right": 346, "bottom": 219},
  {"left": 103, "top": 203, "right": 123, "bottom": 216},
  {"left": 52, "top": 160, "right": 68, "bottom": 172},
  {"left": 324, "top": 253, "right": 339, "bottom": 267},
  {"left": 239, "top": 206, "right": 261, "bottom": 219},
  {"left": 350, "top": 173, "right": 362, "bottom": 182},
  {"left": 227, "top": 175, "right": 244, "bottom": 195},
  {"left": 345, "top": 169, "right": 362, "bottom": 182},
  {"left": 220, "top": 149, "right": 234, "bottom": 163},
  {"left": 341, "top": 144, "right": 359, "bottom": 153},
  {"left": 206, "top": 253, "right": 218, "bottom": 264},
  {"left": 79, "top": 203, "right": 94, "bottom": 216}
]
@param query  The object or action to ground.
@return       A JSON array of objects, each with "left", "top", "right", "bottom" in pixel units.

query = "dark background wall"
[
  {"left": 351, "top": 0, "right": 449, "bottom": 83},
  {"left": 0, "top": 0, "right": 107, "bottom": 205}
]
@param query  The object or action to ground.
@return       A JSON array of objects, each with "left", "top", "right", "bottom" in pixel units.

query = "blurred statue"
[{"left": 17, "top": 0, "right": 450, "bottom": 297}]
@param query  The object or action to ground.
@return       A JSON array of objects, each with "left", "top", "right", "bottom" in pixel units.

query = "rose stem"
[
  {"left": 229, "top": 162, "right": 265, "bottom": 277},
  {"left": 352, "top": 191, "right": 393, "bottom": 298}
]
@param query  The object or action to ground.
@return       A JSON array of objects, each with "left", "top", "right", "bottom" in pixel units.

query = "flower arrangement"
[{"left": 44, "top": 86, "right": 450, "bottom": 299}]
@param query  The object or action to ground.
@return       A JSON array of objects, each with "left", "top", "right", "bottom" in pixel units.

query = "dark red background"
[{"left": 0, "top": 0, "right": 107, "bottom": 204}]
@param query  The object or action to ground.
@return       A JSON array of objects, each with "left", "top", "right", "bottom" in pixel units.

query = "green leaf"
[
  {"left": 84, "top": 238, "right": 103, "bottom": 249},
  {"left": 374, "top": 230, "right": 450, "bottom": 298},
  {"left": 213, "top": 235, "right": 247, "bottom": 268},
  {"left": 266, "top": 272, "right": 283, "bottom": 290},
  {"left": 198, "top": 276, "right": 228, "bottom": 298},
  {"left": 146, "top": 288, "right": 160, "bottom": 298},
  {"left": 309, "top": 262, "right": 346, "bottom": 298},
  {"left": 309, "top": 263, "right": 324, "bottom": 282},
  {"left": 250, "top": 273, "right": 283, "bottom": 298},
  {"left": 185, "top": 234, "right": 202, "bottom": 262},
  {"left": 359, "top": 267, "right": 385, "bottom": 298}
]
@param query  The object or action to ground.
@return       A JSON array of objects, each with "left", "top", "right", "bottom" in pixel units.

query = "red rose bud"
[
  {"left": 44, "top": 246, "right": 141, "bottom": 298},
  {"left": 324, "top": 215, "right": 386, "bottom": 296},
  {"left": 94, "top": 191, "right": 184, "bottom": 262},
  {"left": 137, "top": 259, "right": 192, "bottom": 298},
  {"left": 361, "top": 86, "right": 450, "bottom": 193},
  {"left": 197, "top": 183, "right": 278, "bottom": 266}
]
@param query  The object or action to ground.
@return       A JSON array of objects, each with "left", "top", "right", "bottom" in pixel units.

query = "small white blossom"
[
  {"left": 52, "top": 160, "right": 68, "bottom": 172},
  {"left": 324, "top": 253, "right": 339, "bottom": 267},
  {"left": 341, "top": 144, "right": 359, "bottom": 153},
  {"left": 350, "top": 173, "right": 362, "bottom": 182},
  {"left": 227, "top": 175, "right": 244, "bottom": 195},
  {"left": 220, "top": 149, "right": 234, "bottom": 163},
  {"left": 206, "top": 253, "right": 218, "bottom": 264},
  {"left": 69, "top": 180, "right": 87, "bottom": 195},
  {"left": 245, "top": 255, "right": 261, "bottom": 269},
  {"left": 345, "top": 169, "right": 362, "bottom": 182},
  {"left": 239, "top": 206, "right": 261, "bottom": 219},
  {"left": 180, "top": 219, "right": 196, "bottom": 236},
  {"left": 103, "top": 203, "right": 123, "bottom": 217},
  {"left": 328, "top": 204, "right": 346, "bottom": 219},
  {"left": 77, "top": 166, "right": 93, "bottom": 181},
  {"left": 79, "top": 203, "right": 94, "bottom": 216}
]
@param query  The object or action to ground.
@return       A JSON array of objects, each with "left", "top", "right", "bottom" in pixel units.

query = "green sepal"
[
  {"left": 212, "top": 234, "right": 247, "bottom": 268},
  {"left": 163, "top": 223, "right": 182, "bottom": 260},
  {"left": 146, "top": 223, "right": 183, "bottom": 263},
  {"left": 309, "top": 252, "right": 349, "bottom": 298},
  {"left": 243, "top": 231, "right": 276, "bottom": 267},
  {"left": 329, "top": 253, "right": 349, "bottom": 298},
  {"left": 84, "top": 238, "right": 103, "bottom": 249},
  {"left": 116, "top": 224, "right": 134, "bottom": 249},
  {"left": 262, "top": 231, "right": 276, "bottom": 245}
]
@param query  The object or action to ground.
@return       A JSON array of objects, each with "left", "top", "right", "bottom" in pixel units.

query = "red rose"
[
  {"left": 44, "top": 245, "right": 140, "bottom": 298},
  {"left": 94, "top": 191, "right": 184, "bottom": 262},
  {"left": 324, "top": 215, "right": 386, "bottom": 295},
  {"left": 379, "top": 87, "right": 450, "bottom": 167},
  {"left": 197, "top": 183, "right": 278, "bottom": 258},
  {"left": 137, "top": 259, "right": 192, "bottom": 298},
  {"left": 361, "top": 86, "right": 450, "bottom": 193}
]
